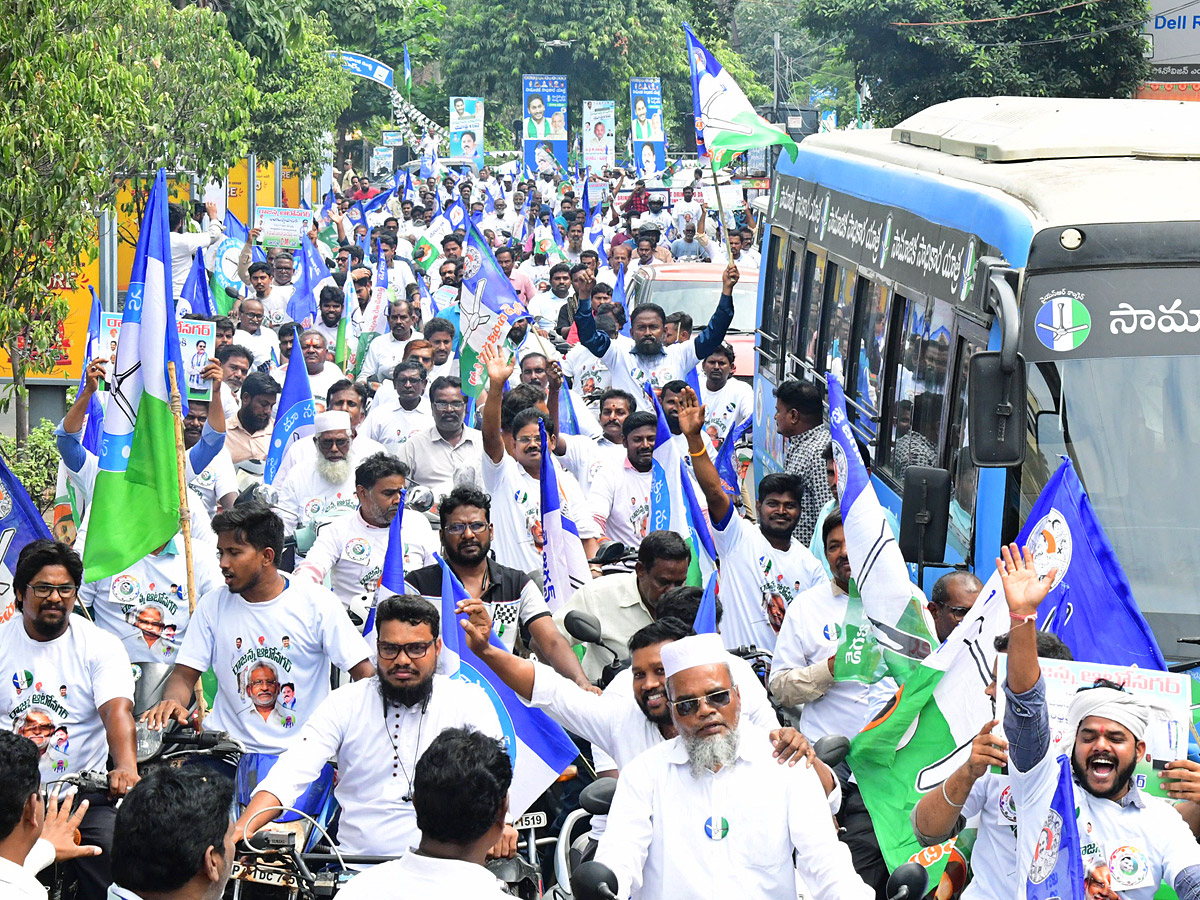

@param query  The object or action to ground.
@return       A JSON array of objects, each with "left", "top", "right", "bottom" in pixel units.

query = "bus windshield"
[{"left": 1024, "top": 355, "right": 1200, "bottom": 646}]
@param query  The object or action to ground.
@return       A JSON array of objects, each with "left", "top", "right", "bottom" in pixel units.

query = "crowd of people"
[{"left": 6, "top": 160, "right": 1200, "bottom": 900}]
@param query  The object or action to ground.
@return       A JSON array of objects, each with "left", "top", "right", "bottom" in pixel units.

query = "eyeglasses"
[
  {"left": 670, "top": 688, "right": 733, "bottom": 717},
  {"left": 241, "top": 311, "right": 264, "bottom": 321},
  {"left": 514, "top": 434, "right": 542, "bottom": 446},
  {"left": 28, "top": 583, "right": 78, "bottom": 599},
  {"left": 249, "top": 678, "right": 278, "bottom": 689},
  {"left": 395, "top": 376, "right": 425, "bottom": 386},
  {"left": 377, "top": 639, "right": 434, "bottom": 660},
  {"left": 433, "top": 400, "right": 465, "bottom": 411},
  {"left": 317, "top": 437, "right": 351, "bottom": 451},
  {"left": 445, "top": 521, "right": 488, "bottom": 536},
  {"left": 933, "top": 600, "right": 971, "bottom": 620}
]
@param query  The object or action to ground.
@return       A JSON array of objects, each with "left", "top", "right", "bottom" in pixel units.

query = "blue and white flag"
[
  {"left": 264, "top": 327, "right": 315, "bottom": 485},
  {"left": 319, "top": 189, "right": 335, "bottom": 226},
  {"left": 539, "top": 421, "right": 591, "bottom": 610},
  {"left": 435, "top": 554, "right": 579, "bottom": 816},
  {"left": 362, "top": 184, "right": 397, "bottom": 218},
  {"left": 680, "top": 459, "right": 716, "bottom": 582},
  {"left": 714, "top": 417, "right": 751, "bottom": 498},
  {"left": 345, "top": 201, "right": 368, "bottom": 233},
  {"left": 180, "top": 248, "right": 217, "bottom": 317},
  {"left": 693, "top": 569, "right": 719, "bottom": 634},
  {"left": 287, "top": 237, "right": 335, "bottom": 329},
  {"left": 1032, "top": 457, "right": 1166, "bottom": 669},
  {"left": 646, "top": 386, "right": 708, "bottom": 586},
  {"left": 402, "top": 43, "right": 412, "bottom": 91},
  {"left": 403, "top": 168, "right": 417, "bottom": 204},
  {"left": 612, "top": 263, "right": 631, "bottom": 337},
  {"left": 0, "top": 454, "right": 53, "bottom": 619},
  {"left": 366, "top": 489, "right": 407, "bottom": 637},
  {"left": 224, "top": 210, "right": 266, "bottom": 264},
  {"left": 81, "top": 287, "right": 105, "bottom": 454},
  {"left": 1025, "top": 755, "right": 1085, "bottom": 900},
  {"left": 444, "top": 197, "right": 468, "bottom": 232}
]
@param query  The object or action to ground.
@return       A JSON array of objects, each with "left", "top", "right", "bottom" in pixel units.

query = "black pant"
[
  {"left": 51, "top": 791, "right": 117, "bottom": 900},
  {"left": 837, "top": 771, "right": 890, "bottom": 900}
]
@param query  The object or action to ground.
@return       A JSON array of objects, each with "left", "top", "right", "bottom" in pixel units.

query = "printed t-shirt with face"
[
  {"left": 700, "top": 378, "right": 754, "bottom": 447},
  {"left": 362, "top": 398, "right": 434, "bottom": 454},
  {"left": 561, "top": 435, "right": 626, "bottom": 495},
  {"left": 176, "top": 575, "right": 371, "bottom": 754},
  {"left": 562, "top": 344, "right": 611, "bottom": 402},
  {"left": 481, "top": 452, "right": 588, "bottom": 575},
  {"left": 595, "top": 340, "right": 701, "bottom": 413},
  {"left": 588, "top": 460, "right": 652, "bottom": 550},
  {"left": 81, "top": 538, "right": 224, "bottom": 664},
  {"left": 0, "top": 616, "right": 134, "bottom": 780},
  {"left": 710, "top": 506, "right": 828, "bottom": 653}
]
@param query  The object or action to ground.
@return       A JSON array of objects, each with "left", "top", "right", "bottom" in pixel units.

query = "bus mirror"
[
  {"left": 899, "top": 466, "right": 951, "bottom": 567},
  {"left": 975, "top": 256, "right": 1020, "bottom": 374},
  {"left": 968, "top": 351, "right": 1027, "bottom": 467}
]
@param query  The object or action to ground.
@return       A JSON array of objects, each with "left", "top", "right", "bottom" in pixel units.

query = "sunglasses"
[
  {"left": 934, "top": 599, "right": 972, "bottom": 620},
  {"left": 670, "top": 688, "right": 733, "bottom": 718}
]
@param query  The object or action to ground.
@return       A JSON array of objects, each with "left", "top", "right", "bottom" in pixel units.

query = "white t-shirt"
[
  {"left": 273, "top": 432, "right": 388, "bottom": 487},
  {"left": 274, "top": 457, "right": 359, "bottom": 534},
  {"left": 700, "top": 378, "right": 754, "bottom": 448},
  {"left": 189, "top": 448, "right": 239, "bottom": 518},
  {"left": 271, "top": 363, "right": 345, "bottom": 413},
  {"left": 233, "top": 327, "right": 280, "bottom": 369},
  {"left": 176, "top": 575, "right": 372, "bottom": 753},
  {"left": 589, "top": 459, "right": 652, "bottom": 550},
  {"left": 82, "top": 539, "right": 224, "bottom": 664},
  {"left": 529, "top": 291, "right": 570, "bottom": 330},
  {"left": 337, "top": 851, "right": 510, "bottom": 900},
  {"left": 359, "top": 331, "right": 423, "bottom": 382},
  {"left": 958, "top": 773, "right": 1017, "bottom": 900},
  {"left": 561, "top": 343, "right": 611, "bottom": 402},
  {"left": 710, "top": 508, "right": 827, "bottom": 652},
  {"left": 672, "top": 200, "right": 704, "bottom": 235},
  {"left": 362, "top": 397, "right": 434, "bottom": 454},
  {"left": 0, "top": 617, "right": 133, "bottom": 780},
  {"left": 561, "top": 434, "right": 626, "bottom": 495}
]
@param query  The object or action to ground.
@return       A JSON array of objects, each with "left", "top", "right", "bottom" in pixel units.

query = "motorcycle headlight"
[{"left": 136, "top": 720, "right": 164, "bottom": 763}]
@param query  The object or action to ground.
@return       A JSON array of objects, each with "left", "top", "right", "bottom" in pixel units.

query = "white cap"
[
  {"left": 313, "top": 410, "right": 351, "bottom": 435},
  {"left": 661, "top": 633, "right": 727, "bottom": 679}
]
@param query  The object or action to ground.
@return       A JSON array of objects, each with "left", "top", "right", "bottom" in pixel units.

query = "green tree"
[{"left": 798, "top": 0, "right": 1150, "bottom": 125}]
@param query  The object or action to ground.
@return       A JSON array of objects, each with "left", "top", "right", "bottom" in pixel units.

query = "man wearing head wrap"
[
  {"left": 998, "top": 543, "right": 1200, "bottom": 900},
  {"left": 274, "top": 411, "right": 361, "bottom": 537},
  {"left": 595, "top": 632, "right": 873, "bottom": 900}
]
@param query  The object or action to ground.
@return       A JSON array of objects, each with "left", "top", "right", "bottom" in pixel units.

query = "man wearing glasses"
[
  {"left": 596, "top": 633, "right": 873, "bottom": 900},
  {"left": 926, "top": 571, "right": 982, "bottom": 644},
  {"left": 0, "top": 540, "right": 139, "bottom": 900},
  {"left": 231, "top": 295, "right": 280, "bottom": 371},
  {"left": 234, "top": 594, "right": 515, "bottom": 861},
  {"left": 405, "top": 487, "right": 590, "bottom": 687},
  {"left": 361, "top": 359, "right": 434, "bottom": 456},
  {"left": 394, "top": 376, "right": 484, "bottom": 500},
  {"left": 275, "top": 411, "right": 364, "bottom": 538}
]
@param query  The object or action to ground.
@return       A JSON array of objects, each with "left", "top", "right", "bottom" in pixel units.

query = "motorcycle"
[{"left": 562, "top": 610, "right": 629, "bottom": 689}]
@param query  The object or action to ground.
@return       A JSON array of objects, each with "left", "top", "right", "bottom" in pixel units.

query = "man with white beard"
[
  {"left": 596, "top": 633, "right": 873, "bottom": 900},
  {"left": 275, "top": 411, "right": 360, "bottom": 537}
]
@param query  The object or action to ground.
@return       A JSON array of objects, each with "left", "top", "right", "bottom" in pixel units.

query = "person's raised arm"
[
  {"left": 63, "top": 356, "right": 106, "bottom": 436},
  {"left": 913, "top": 719, "right": 1008, "bottom": 844},
  {"left": 677, "top": 387, "right": 731, "bottom": 524},
  {"left": 459, "top": 597, "right": 536, "bottom": 699},
  {"left": 480, "top": 343, "right": 514, "bottom": 465},
  {"left": 999, "top": 544, "right": 1055, "bottom": 696},
  {"left": 691, "top": 263, "right": 738, "bottom": 360},
  {"left": 237, "top": 226, "right": 261, "bottom": 284},
  {"left": 572, "top": 270, "right": 610, "bottom": 360}
]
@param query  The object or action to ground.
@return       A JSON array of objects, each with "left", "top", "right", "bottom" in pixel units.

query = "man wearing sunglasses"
[
  {"left": 235, "top": 595, "right": 513, "bottom": 861},
  {"left": 406, "top": 487, "right": 591, "bottom": 688},
  {"left": 927, "top": 571, "right": 983, "bottom": 644},
  {"left": 597, "top": 633, "right": 873, "bottom": 900}
]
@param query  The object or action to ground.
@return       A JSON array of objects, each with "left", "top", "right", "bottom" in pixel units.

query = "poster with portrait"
[
  {"left": 100, "top": 314, "right": 214, "bottom": 401},
  {"left": 449, "top": 96, "right": 485, "bottom": 167},
  {"left": 629, "top": 78, "right": 666, "bottom": 175},
  {"left": 582, "top": 100, "right": 615, "bottom": 170},
  {"left": 522, "top": 75, "right": 568, "bottom": 177}
]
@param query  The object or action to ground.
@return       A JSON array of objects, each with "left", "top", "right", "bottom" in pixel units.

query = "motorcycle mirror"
[
  {"left": 886, "top": 862, "right": 929, "bottom": 900},
  {"left": 579, "top": 777, "right": 618, "bottom": 816},
  {"left": 813, "top": 734, "right": 851, "bottom": 769},
  {"left": 406, "top": 485, "right": 435, "bottom": 513},
  {"left": 571, "top": 860, "right": 620, "bottom": 900},
  {"left": 591, "top": 541, "right": 627, "bottom": 565},
  {"left": 565, "top": 610, "right": 604, "bottom": 645}
]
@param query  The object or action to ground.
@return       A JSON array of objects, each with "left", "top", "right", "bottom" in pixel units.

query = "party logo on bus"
[
  {"left": 1033, "top": 290, "right": 1091, "bottom": 352},
  {"left": 878, "top": 214, "right": 894, "bottom": 269}
]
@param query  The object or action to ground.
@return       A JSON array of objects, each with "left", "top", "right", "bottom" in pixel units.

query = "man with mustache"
[
  {"left": 572, "top": 264, "right": 739, "bottom": 413},
  {"left": 226, "top": 372, "right": 280, "bottom": 465},
  {"left": 234, "top": 595, "right": 517, "bottom": 861},
  {"left": 588, "top": 411, "right": 656, "bottom": 551},
  {"left": 275, "top": 411, "right": 362, "bottom": 537},
  {"left": 999, "top": 545, "right": 1200, "bottom": 900}
]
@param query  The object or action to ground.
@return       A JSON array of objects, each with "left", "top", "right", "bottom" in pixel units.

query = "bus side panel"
[{"left": 754, "top": 227, "right": 785, "bottom": 487}]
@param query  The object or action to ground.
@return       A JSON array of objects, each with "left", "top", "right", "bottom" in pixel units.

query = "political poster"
[
  {"left": 522, "top": 75, "right": 568, "bottom": 177},
  {"left": 449, "top": 96, "right": 485, "bottom": 166},
  {"left": 101, "top": 314, "right": 214, "bottom": 401},
  {"left": 255, "top": 206, "right": 311, "bottom": 250},
  {"left": 582, "top": 100, "right": 615, "bottom": 170},
  {"left": 629, "top": 78, "right": 666, "bottom": 175}
]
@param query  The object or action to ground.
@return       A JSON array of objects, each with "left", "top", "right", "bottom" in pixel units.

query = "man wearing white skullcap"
[
  {"left": 274, "top": 410, "right": 360, "bottom": 537},
  {"left": 596, "top": 632, "right": 873, "bottom": 900},
  {"left": 998, "top": 543, "right": 1200, "bottom": 900}
]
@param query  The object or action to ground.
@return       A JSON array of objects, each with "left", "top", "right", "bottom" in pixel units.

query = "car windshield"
[
  {"left": 644, "top": 280, "right": 758, "bottom": 332},
  {"left": 1023, "top": 355, "right": 1200, "bottom": 650}
]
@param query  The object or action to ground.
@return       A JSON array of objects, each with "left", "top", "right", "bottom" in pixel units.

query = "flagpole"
[
  {"left": 167, "top": 361, "right": 204, "bottom": 716},
  {"left": 708, "top": 155, "right": 730, "bottom": 254}
]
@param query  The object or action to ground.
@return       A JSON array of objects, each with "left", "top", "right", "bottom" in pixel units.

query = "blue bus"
[{"left": 752, "top": 96, "right": 1200, "bottom": 653}]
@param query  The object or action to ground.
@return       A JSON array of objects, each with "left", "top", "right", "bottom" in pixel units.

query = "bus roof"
[{"left": 783, "top": 97, "right": 1200, "bottom": 265}]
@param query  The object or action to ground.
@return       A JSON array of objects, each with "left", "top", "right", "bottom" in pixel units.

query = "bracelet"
[
  {"left": 689, "top": 446, "right": 709, "bottom": 458},
  {"left": 1009, "top": 612, "right": 1038, "bottom": 625},
  {"left": 941, "top": 780, "right": 966, "bottom": 809}
]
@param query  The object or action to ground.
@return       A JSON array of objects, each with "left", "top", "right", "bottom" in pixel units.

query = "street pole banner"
[
  {"left": 522, "top": 75, "right": 568, "bottom": 177},
  {"left": 629, "top": 77, "right": 666, "bottom": 175},
  {"left": 582, "top": 100, "right": 615, "bottom": 170},
  {"left": 449, "top": 96, "right": 485, "bottom": 167}
]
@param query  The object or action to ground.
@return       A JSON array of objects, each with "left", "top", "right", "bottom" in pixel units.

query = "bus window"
[
  {"left": 800, "top": 252, "right": 829, "bottom": 369},
  {"left": 945, "top": 326, "right": 986, "bottom": 562},
  {"left": 791, "top": 247, "right": 825, "bottom": 378},
  {"left": 758, "top": 229, "right": 789, "bottom": 370},
  {"left": 850, "top": 278, "right": 891, "bottom": 439},
  {"left": 781, "top": 248, "right": 805, "bottom": 379},
  {"left": 825, "top": 263, "right": 857, "bottom": 377},
  {"left": 884, "top": 293, "right": 954, "bottom": 484}
]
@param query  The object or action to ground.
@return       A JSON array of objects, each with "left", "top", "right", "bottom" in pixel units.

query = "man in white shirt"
[
  {"left": 313, "top": 285, "right": 357, "bottom": 365},
  {"left": 699, "top": 344, "right": 753, "bottom": 448},
  {"left": 275, "top": 410, "right": 362, "bottom": 536},
  {"left": 217, "top": 344, "right": 252, "bottom": 419},
  {"left": 169, "top": 201, "right": 222, "bottom": 300},
  {"left": 596, "top": 633, "right": 873, "bottom": 900},
  {"left": 0, "top": 540, "right": 139, "bottom": 900},
  {"left": 358, "top": 299, "right": 422, "bottom": 383},
  {"left": 334, "top": 727, "right": 513, "bottom": 900},
  {"left": 678, "top": 388, "right": 826, "bottom": 652},
  {"left": 272, "top": 329, "right": 344, "bottom": 413},
  {"left": 108, "top": 767, "right": 236, "bottom": 900},
  {"left": 634, "top": 196, "right": 673, "bottom": 242},
  {"left": 272, "top": 381, "right": 386, "bottom": 485},
  {"left": 672, "top": 185, "right": 704, "bottom": 236},
  {"left": 143, "top": 505, "right": 374, "bottom": 755},
  {"left": 422, "top": 318, "right": 457, "bottom": 384},
  {"left": 232, "top": 297, "right": 280, "bottom": 370},
  {"left": 528, "top": 262, "right": 573, "bottom": 331},
  {"left": 396, "top": 375, "right": 484, "bottom": 500},
  {"left": 296, "top": 454, "right": 437, "bottom": 622},
  {"left": 235, "top": 596, "right": 511, "bottom": 861},
  {"left": 362, "top": 359, "right": 434, "bottom": 455},
  {"left": 555, "top": 387, "right": 633, "bottom": 495},
  {"left": 590, "top": 410, "right": 655, "bottom": 551}
]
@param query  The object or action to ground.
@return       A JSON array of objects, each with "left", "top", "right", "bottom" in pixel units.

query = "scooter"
[{"left": 562, "top": 610, "right": 629, "bottom": 688}]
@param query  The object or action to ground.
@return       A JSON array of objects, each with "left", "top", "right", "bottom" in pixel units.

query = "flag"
[
  {"left": 647, "top": 387, "right": 705, "bottom": 585},
  {"left": 612, "top": 264, "right": 631, "bottom": 337},
  {"left": 435, "top": 554, "right": 579, "bottom": 816},
  {"left": 263, "top": 328, "right": 315, "bottom": 485},
  {"left": 538, "top": 421, "right": 591, "bottom": 610},
  {"left": 680, "top": 460, "right": 716, "bottom": 586},
  {"left": 287, "top": 237, "right": 335, "bottom": 329},
  {"left": 345, "top": 201, "right": 368, "bottom": 233},
  {"left": 459, "top": 224, "right": 525, "bottom": 397},
  {"left": 1026, "top": 755, "right": 1085, "bottom": 900},
  {"left": 682, "top": 23, "right": 799, "bottom": 164},
  {"left": 0, "top": 455, "right": 53, "bottom": 620},
  {"left": 362, "top": 184, "right": 397, "bottom": 218},
  {"left": 84, "top": 169, "right": 186, "bottom": 581},
  {"left": 81, "top": 287, "right": 105, "bottom": 455},
  {"left": 334, "top": 315, "right": 349, "bottom": 369},
  {"left": 693, "top": 569, "right": 718, "bottom": 634},
  {"left": 444, "top": 197, "right": 468, "bottom": 233},
  {"left": 403, "top": 169, "right": 417, "bottom": 204},
  {"left": 714, "top": 417, "right": 751, "bottom": 498},
  {"left": 1033, "top": 457, "right": 1166, "bottom": 670},
  {"left": 403, "top": 43, "right": 412, "bottom": 92},
  {"left": 180, "top": 248, "right": 217, "bottom": 317},
  {"left": 366, "top": 489, "right": 408, "bottom": 637},
  {"left": 209, "top": 210, "right": 254, "bottom": 315}
]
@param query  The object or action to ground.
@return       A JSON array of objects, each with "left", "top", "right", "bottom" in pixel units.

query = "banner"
[
  {"left": 449, "top": 96, "right": 485, "bottom": 167},
  {"left": 629, "top": 77, "right": 666, "bottom": 175},
  {"left": 101, "top": 314, "right": 214, "bottom": 401},
  {"left": 255, "top": 206, "right": 310, "bottom": 250},
  {"left": 582, "top": 100, "right": 615, "bottom": 169},
  {"left": 522, "top": 75, "right": 568, "bottom": 177}
]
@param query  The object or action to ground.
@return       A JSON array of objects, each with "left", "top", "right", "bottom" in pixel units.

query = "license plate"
[
  {"left": 232, "top": 861, "right": 295, "bottom": 886},
  {"left": 513, "top": 811, "right": 547, "bottom": 829}
]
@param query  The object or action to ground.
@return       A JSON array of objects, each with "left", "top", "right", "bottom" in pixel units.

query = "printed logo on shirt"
[
  {"left": 343, "top": 538, "right": 372, "bottom": 565},
  {"left": 628, "top": 495, "right": 650, "bottom": 540},
  {"left": 998, "top": 784, "right": 1017, "bottom": 824},
  {"left": 1108, "top": 846, "right": 1151, "bottom": 889},
  {"left": 232, "top": 639, "right": 300, "bottom": 728},
  {"left": 112, "top": 574, "right": 142, "bottom": 602},
  {"left": 822, "top": 623, "right": 842, "bottom": 641},
  {"left": 704, "top": 816, "right": 730, "bottom": 840},
  {"left": 193, "top": 467, "right": 216, "bottom": 487},
  {"left": 757, "top": 557, "right": 801, "bottom": 634},
  {"left": 1028, "top": 808, "right": 1062, "bottom": 884}
]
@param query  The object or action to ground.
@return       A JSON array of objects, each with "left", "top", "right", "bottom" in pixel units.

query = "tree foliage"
[{"left": 798, "top": 0, "right": 1150, "bottom": 125}]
